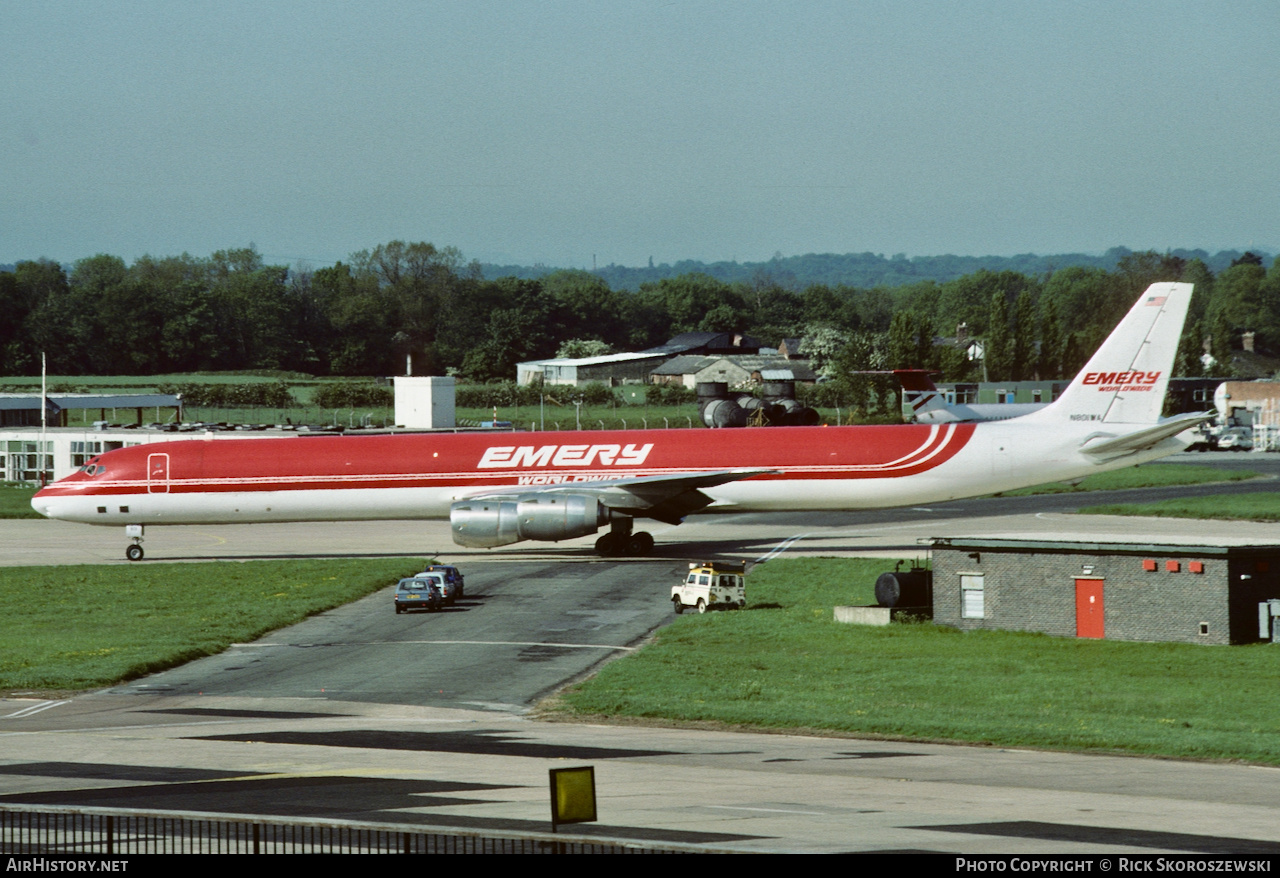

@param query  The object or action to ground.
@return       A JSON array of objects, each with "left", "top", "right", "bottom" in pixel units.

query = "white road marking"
[
  {"left": 3, "top": 700, "right": 69, "bottom": 719},
  {"left": 706, "top": 814, "right": 824, "bottom": 819},
  {"left": 757, "top": 532, "right": 814, "bottom": 562}
]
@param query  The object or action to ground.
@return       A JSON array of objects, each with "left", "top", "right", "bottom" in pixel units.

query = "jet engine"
[{"left": 450, "top": 493, "right": 609, "bottom": 548}]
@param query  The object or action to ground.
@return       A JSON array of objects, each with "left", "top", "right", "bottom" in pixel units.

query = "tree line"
[{"left": 2, "top": 243, "right": 1277, "bottom": 389}]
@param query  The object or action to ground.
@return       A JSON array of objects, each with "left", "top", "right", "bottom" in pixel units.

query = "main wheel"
[
  {"left": 628, "top": 532, "right": 655, "bottom": 556},
  {"left": 126, "top": 544, "right": 144, "bottom": 562},
  {"left": 696, "top": 598, "right": 707, "bottom": 614},
  {"left": 595, "top": 533, "right": 623, "bottom": 557},
  {"left": 672, "top": 598, "right": 684, "bottom": 615}
]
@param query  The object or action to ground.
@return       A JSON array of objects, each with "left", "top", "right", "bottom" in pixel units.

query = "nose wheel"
[{"left": 125, "top": 524, "right": 145, "bottom": 561}]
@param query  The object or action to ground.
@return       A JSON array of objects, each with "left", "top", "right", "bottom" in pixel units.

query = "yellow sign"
[{"left": 549, "top": 766, "right": 597, "bottom": 829}]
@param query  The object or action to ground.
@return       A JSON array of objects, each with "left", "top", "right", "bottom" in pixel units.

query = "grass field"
[
  {"left": 546, "top": 558, "right": 1280, "bottom": 764},
  {"left": 4, "top": 555, "right": 1278, "bottom": 763},
  {"left": 0, "top": 484, "right": 41, "bottom": 519},
  {"left": 997, "top": 463, "right": 1261, "bottom": 495},
  {"left": 0, "top": 559, "right": 423, "bottom": 693},
  {"left": 1080, "top": 492, "right": 1280, "bottom": 522}
]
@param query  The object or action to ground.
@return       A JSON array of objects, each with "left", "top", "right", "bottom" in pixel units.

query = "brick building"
[{"left": 930, "top": 538, "right": 1280, "bottom": 645}]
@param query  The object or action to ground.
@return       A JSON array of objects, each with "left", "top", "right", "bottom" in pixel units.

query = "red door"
[{"left": 1075, "top": 578, "right": 1104, "bottom": 638}]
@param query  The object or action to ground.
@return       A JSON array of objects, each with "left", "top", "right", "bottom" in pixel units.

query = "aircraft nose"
[{"left": 31, "top": 485, "right": 59, "bottom": 518}]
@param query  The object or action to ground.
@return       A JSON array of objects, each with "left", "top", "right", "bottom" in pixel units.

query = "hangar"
[
  {"left": 0, "top": 392, "right": 181, "bottom": 428},
  {"left": 0, "top": 393, "right": 183, "bottom": 483},
  {"left": 929, "top": 537, "right": 1280, "bottom": 645},
  {"left": 0, "top": 380, "right": 474, "bottom": 484}
]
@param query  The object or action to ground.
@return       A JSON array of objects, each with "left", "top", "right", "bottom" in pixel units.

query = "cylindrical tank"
[
  {"left": 696, "top": 382, "right": 729, "bottom": 404},
  {"left": 875, "top": 570, "right": 932, "bottom": 608},
  {"left": 702, "top": 398, "right": 748, "bottom": 428},
  {"left": 762, "top": 380, "right": 796, "bottom": 400},
  {"left": 774, "top": 397, "right": 821, "bottom": 426}
]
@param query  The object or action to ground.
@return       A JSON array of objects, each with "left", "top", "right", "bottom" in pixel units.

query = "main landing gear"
[
  {"left": 593, "top": 517, "right": 655, "bottom": 557},
  {"left": 125, "top": 524, "right": 145, "bottom": 561}
]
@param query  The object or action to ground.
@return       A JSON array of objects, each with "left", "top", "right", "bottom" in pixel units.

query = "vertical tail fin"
[
  {"left": 893, "top": 370, "right": 948, "bottom": 420},
  {"left": 1032, "top": 282, "right": 1193, "bottom": 426}
]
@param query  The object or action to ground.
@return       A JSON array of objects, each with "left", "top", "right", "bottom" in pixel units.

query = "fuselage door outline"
[{"left": 147, "top": 453, "right": 170, "bottom": 494}]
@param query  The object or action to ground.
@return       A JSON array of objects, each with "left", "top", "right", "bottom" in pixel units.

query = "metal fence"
[{"left": 0, "top": 804, "right": 693, "bottom": 854}]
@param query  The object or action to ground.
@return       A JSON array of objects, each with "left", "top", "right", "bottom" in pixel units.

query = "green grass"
[
  {"left": 547, "top": 558, "right": 1280, "bottom": 764},
  {"left": 0, "top": 372, "right": 313, "bottom": 388},
  {"left": 0, "top": 559, "right": 423, "bottom": 693},
  {"left": 0, "top": 484, "right": 41, "bottom": 518},
  {"left": 1079, "top": 492, "right": 1280, "bottom": 522},
  {"left": 997, "top": 463, "right": 1261, "bottom": 496}
]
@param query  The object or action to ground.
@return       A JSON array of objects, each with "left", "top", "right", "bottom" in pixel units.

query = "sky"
[{"left": 4, "top": 0, "right": 1279, "bottom": 270}]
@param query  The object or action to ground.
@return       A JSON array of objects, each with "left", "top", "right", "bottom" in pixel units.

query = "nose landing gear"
[{"left": 125, "top": 524, "right": 145, "bottom": 561}]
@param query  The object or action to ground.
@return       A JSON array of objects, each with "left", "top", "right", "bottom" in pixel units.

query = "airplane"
[
  {"left": 33, "top": 283, "right": 1208, "bottom": 561},
  {"left": 895, "top": 370, "right": 1048, "bottom": 423}
]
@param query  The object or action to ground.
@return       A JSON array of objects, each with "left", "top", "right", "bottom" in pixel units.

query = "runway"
[{"left": 2, "top": 453, "right": 1279, "bottom": 852}]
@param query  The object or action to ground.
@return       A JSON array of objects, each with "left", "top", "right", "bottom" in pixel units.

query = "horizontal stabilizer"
[{"left": 1078, "top": 412, "right": 1214, "bottom": 462}]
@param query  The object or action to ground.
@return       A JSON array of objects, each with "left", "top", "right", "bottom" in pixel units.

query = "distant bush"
[
  {"left": 645, "top": 384, "right": 696, "bottom": 406},
  {"left": 159, "top": 381, "right": 295, "bottom": 407},
  {"left": 796, "top": 381, "right": 850, "bottom": 409},
  {"left": 578, "top": 382, "right": 616, "bottom": 406},
  {"left": 456, "top": 382, "right": 533, "bottom": 408},
  {"left": 185, "top": 370, "right": 314, "bottom": 380},
  {"left": 312, "top": 382, "right": 394, "bottom": 409},
  {"left": 454, "top": 381, "right": 628, "bottom": 409}
]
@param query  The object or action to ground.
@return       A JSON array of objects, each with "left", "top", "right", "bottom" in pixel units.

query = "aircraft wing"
[
  {"left": 1078, "top": 412, "right": 1215, "bottom": 462},
  {"left": 466, "top": 468, "right": 773, "bottom": 524}
]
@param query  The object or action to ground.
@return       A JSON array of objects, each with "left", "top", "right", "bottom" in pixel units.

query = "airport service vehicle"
[
  {"left": 394, "top": 575, "right": 444, "bottom": 614},
  {"left": 33, "top": 284, "right": 1210, "bottom": 561},
  {"left": 1216, "top": 427, "right": 1254, "bottom": 451},
  {"left": 673, "top": 561, "right": 746, "bottom": 614}
]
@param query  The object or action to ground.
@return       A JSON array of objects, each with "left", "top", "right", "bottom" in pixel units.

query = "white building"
[{"left": 516, "top": 352, "right": 669, "bottom": 386}]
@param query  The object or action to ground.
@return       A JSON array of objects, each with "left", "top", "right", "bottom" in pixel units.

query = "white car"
[
  {"left": 1216, "top": 429, "right": 1253, "bottom": 451},
  {"left": 672, "top": 562, "right": 746, "bottom": 614}
]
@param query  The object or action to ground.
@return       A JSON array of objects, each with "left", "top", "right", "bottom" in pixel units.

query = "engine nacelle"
[{"left": 450, "top": 493, "right": 609, "bottom": 548}]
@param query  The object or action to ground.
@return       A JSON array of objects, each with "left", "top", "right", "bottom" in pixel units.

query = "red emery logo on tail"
[{"left": 1081, "top": 371, "right": 1161, "bottom": 391}]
